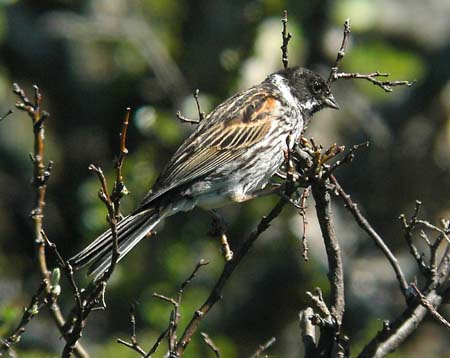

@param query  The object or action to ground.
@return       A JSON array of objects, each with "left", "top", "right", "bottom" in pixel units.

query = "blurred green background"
[{"left": 0, "top": 0, "right": 449, "bottom": 357}]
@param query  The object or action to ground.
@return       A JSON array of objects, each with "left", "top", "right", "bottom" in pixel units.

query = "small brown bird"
[{"left": 69, "top": 66, "right": 339, "bottom": 279}]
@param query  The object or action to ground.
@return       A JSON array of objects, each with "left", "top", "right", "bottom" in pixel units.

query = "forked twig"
[
  {"left": 334, "top": 72, "right": 415, "bottom": 92},
  {"left": 327, "top": 19, "right": 414, "bottom": 91},
  {"left": 117, "top": 305, "right": 147, "bottom": 356},
  {"left": 411, "top": 283, "right": 450, "bottom": 331},
  {"left": 0, "top": 109, "right": 13, "bottom": 122},
  {"left": 176, "top": 89, "right": 205, "bottom": 124},
  {"left": 327, "top": 19, "right": 351, "bottom": 86}
]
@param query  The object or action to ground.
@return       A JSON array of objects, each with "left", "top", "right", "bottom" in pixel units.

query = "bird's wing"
[{"left": 137, "top": 88, "right": 282, "bottom": 210}]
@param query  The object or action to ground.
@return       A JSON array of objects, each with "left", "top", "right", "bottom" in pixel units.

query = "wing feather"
[{"left": 137, "top": 89, "right": 281, "bottom": 209}]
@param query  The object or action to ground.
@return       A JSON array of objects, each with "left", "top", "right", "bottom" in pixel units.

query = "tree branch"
[
  {"left": 330, "top": 175, "right": 410, "bottom": 300},
  {"left": 8, "top": 84, "right": 89, "bottom": 358},
  {"left": 327, "top": 19, "right": 414, "bottom": 91},
  {"left": 311, "top": 180, "right": 346, "bottom": 357},
  {"left": 175, "top": 197, "right": 290, "bottom": 355},
  {"left": 280, "top": 10, "right": 292, "bottom": 69}
]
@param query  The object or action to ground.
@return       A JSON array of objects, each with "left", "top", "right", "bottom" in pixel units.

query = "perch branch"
[{"left": 311, "top": 180, "right": 345, "bottom": 357}]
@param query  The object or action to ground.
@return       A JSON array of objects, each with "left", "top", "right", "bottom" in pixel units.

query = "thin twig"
[
  {"left": 176, "top": 110, "right": 199, "bottom": 124},
  {"left": 334, "top": 71, "right": 415, "bottom": 92},
  {"left": 298, "top": 187, "right": 311, "bottom": 261},
  {"left": 145, "top": 326, "right": 171, "bottom": 357},
  {"left": 112, "top": 108, "right": 131, "bottom": 220},
  {"left": 327, "top": 20, "right": 414, "bottom": 92},
  {"left": 10, "top": 84, "right": 88, "bottom": 358},
  {"left": 330, "top": 175, "right": 409, "bottom": 300},
  {"left": 200, "top": 332, "right": 221, "bottom": 358},
  {"left": 358, "top": 291, "right": 443, "bottom": 357},
  {"left": 176, "top": 89, "right": 205, "bottom": 124},
  {"left": 327, "top": 18, "right": 351, "bottom": 86},
  {"left": 117, "top": 305, "right": 147, "bottom": 357},
  {"left": 250, "top": 337, "right": 277, "bottom": 358},
  {"left": 323, "top": 142, "right": 369, "bottom": 179},
  {"left": 41, "top": 230, "right": 83, "bottom": 313},
  {"left": 175, "top": 197, "right": 291, "bottom": 355},
  {"left": 63, "top": 108, "right": 132, "bottom": 357},
  {"left": 0, "top": 109, "right": 13, "bottom": 122},
  {"left": 411, "top": 283, "right": 450, "bottom": 331},
  {"left": 280, "top": 10, "right": 292, "bottom": 69},
  {"left": 0, "top": 280, "right": 48, "bottom": 354},
  {"left": 145, "top": 260, "right": 209, "bottom": 357},
  {"left": 194, "top": 89, "right": 205, "bottom": 122}
]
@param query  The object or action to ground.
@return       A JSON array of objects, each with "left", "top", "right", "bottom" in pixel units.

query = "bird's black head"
[{"left": 274, "top": 66, "right": 339, "bottom": 114}]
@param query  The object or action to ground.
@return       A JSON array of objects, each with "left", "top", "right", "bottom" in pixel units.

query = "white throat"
[
  {"left": 299, "top": 98, "right": 318, "bottom": 113},
  {"left": 271, "top": 74, "right": 318, "bottom": 114}
]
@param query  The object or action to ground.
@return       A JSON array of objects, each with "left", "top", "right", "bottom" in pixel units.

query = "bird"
[{"left": 69, "top": 66, "right": 339, "bottom": 280}]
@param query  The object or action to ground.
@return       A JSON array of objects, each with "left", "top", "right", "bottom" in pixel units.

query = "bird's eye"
[{"left": 312, "top": 81, "right": 322, "bottom": 94}]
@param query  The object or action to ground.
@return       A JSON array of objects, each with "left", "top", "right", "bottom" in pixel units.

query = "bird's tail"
[{"left": 69, "top": 208, "right": 161, "bottom": 280}]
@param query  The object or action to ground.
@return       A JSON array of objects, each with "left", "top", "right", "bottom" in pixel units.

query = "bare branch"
[
  {"left": 359, "top": 291, "right": 443, "bottom": 357},
  {"left": 194, "top": 89, "right": 205, "bottom": 122},
  {"left": 117, "top": 305, "right": 147, "bottom": 357},
  {"left": 200, "top": 332, "right": 221, "bottom": 358},
  {"left": 9, "top": 83, "right": 88, "bottom": 358},
  {"left": 175, "top": 196, "right": 291, "bottom": 355},
  {"left": 143, "top": 260, "right": 209, "bottom": 357},
  {"left": 280, "top": 10, "right": 292, "bottom": 69},
  {"left": 327, "top": 19, "right": 414, "bottom": 92},
  {"left": 298, "top": 187, "right": 311, "bottom": 261},
  {"left": 411, "top": 283, "right": 450, "bottom": 331},
  {"left": 334, "top": 71, "right": 415, "bottom": 92},
  {"left": 111, "top": 108, "right": 131, "bottom": 220},
  {"left": 0, "top": 280, "right": 48, "bottom": 354},
  {"left": 176, "top": 110, "right": 199, "bottom": 124},
  {"left": 63, "top": 108, "right": 132, "bottom": 357},
  {"left": 299, "top": 308, "right": 317, "bottom": 356},
  {"left": 176, "top": 89, "right": 205, "bottom": 124},
  {"left": 0, "top": 109, "right": 13, "bottom": 122},
  {"left": 311, "top": 180, "right": 345, "bottom": 357},
  {"left": 330, "top": 175, "right": 410, "bottom": 300},
  {"left": 327, "top": 18, "right": 351, "bottom": 86},
  {"left": 250, "top": 337, "right": 277, "bottom": 358}
]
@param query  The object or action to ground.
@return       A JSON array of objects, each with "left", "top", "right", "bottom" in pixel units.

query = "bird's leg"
[{"left": 209, "top": 210, "right": 233, "bottom": 261}]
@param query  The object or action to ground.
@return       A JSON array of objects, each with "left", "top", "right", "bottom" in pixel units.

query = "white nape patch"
[
  {"left": 300, "top": 98, "right": 318, "bottom": 113},
  {"left": 271, "top": 74, "right": 298, "bottom": 105}
]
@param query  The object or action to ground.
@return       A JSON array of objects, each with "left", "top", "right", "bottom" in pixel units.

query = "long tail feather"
[{"left": 69, "top": 208, "right": 160, "bottom": 280}]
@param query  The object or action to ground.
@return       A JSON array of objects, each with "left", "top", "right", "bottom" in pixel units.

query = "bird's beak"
[{"left": 323, "top": 94, "right": 339, "bottom": 110}]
